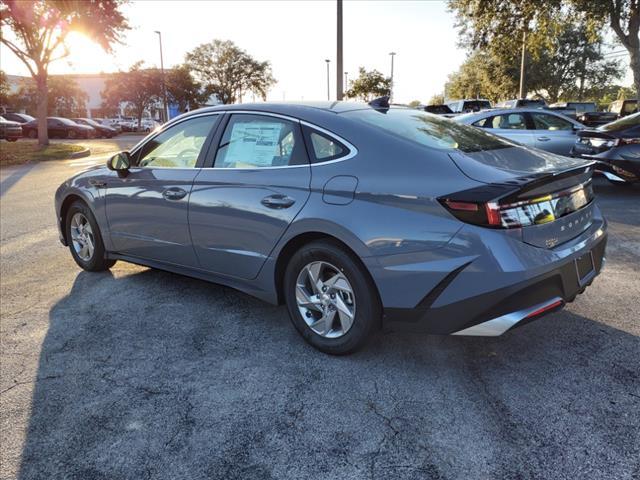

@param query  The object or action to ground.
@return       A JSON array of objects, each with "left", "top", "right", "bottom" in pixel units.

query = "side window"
[
  {"left": 214, "top": 114, "right": 306, "bottom": 168},
  {"left": 531, "top": 113, "right": 573, "bottom": 131},
  {"left": 304, "top": 127, "right": 349, "bottom": 163},
  {"left": 491, "top": 113, "right": 528, "bottom": 130},
  {"left": 136, "top": 115, "right": 216, "bottom": 168},
  {"left": 473, "top": 117, "right": 494, "bottom": 128}
]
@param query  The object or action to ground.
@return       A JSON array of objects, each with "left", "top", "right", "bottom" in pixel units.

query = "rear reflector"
[
  {"left": 524, "top": 299, "right": 564, "bottom": 319},
  {"left": 444, "top": 200, "right": 479, "bottom": 212}
]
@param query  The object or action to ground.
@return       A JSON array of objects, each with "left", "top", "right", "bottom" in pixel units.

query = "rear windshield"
[
  {"left": 598, "top": 112, "right": 639, "bottom": 132},
  {"left": 343, "top": 108, "right": 512, "bottom": 153}
]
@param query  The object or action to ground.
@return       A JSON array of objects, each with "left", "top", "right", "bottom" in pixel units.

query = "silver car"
[{"left": 454, "top": 108, "right": 584, "bottom": 155}]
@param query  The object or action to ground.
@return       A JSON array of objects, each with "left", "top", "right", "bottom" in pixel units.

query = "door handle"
[
  {"left": 261, "top": 194, "right": 296, "bottom": 209},
  {"left": 162, "top": 187, "right": 187, "bottom": 201},
  {"left": 537, "top": 136, "right": 551, "bottom": 141}
]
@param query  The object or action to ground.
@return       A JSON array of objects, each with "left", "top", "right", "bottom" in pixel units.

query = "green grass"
[{"left": 0, "top": 141, "right": 86, "bottom": 166}]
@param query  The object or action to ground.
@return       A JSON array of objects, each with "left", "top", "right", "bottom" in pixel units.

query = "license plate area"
[{"left": 575, "top": 251, "right": 595, "bottom": 286}]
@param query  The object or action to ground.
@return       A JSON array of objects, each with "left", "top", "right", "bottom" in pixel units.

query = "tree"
[
  {"left": 102, "top": 61, "right": 162, "bottom": 129},
  {"left": 14, "top": 75, "right": 88, "bottom": 117},
  {"left": 448, "top": 0, "right": 638, "bottom": 102},
  {"left": 344, "top": 67, "right": 391, "bottom": 102},
  {"left": 166, "top": 65, "right": 208, "bottom": 112},
  {"left": 0, "top": 0, "right": 128, "bottom": 145},
  {"left": 407, "top": 100, "right": 422, "bottom": 107},
  {"left": 185, "top": 40, "right": 275, "bottom": 104},
  {"left": 427, "top": 94, "right": 445, "bottom": 105}
]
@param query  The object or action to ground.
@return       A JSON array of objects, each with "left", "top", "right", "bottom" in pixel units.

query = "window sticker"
[{"left": 225, "top": 122, "right": 283, "bottom": 167}]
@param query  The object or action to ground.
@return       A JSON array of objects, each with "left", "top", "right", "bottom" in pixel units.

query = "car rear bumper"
[{"left": 379, "top": 216, "right": 607, "bottom": 336}]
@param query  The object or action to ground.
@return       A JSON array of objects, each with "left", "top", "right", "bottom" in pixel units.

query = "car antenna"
[{"left": 368, "top": 95, "right": 390, "bottom": 109}]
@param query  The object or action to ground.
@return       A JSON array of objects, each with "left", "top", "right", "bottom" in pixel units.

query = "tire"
[
  {"left": 7, "top": 137, "right": 18, "bottom": 142},
  {"left": 65, "top": 201, "right": 116, "bottom": 272},
  {"left": 28, "top": 129, "right": 37, "bottom": 139},
  {"left": 67, "top": 129, "right": 77, "bottom": 139},
  {"left": 283, "top": 240, "right": 381, "bottom": 355}
]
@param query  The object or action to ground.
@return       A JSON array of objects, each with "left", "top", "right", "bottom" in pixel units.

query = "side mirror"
[{"left": 107, "top": 151, "right": 131, "bottom": 171}]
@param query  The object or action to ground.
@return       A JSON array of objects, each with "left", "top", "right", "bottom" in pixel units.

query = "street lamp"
[
  {"left": 389, "top": 52, "right": 396, "bottom": 102},
  {"left": 325, "top": 59, "right": 331, "bottom": 101},
  {"left": 344, "top": 71, "right": 348, "bottom": 92},
  {"left": 154, "top": 30, "right": 169, "bottom": 123}
]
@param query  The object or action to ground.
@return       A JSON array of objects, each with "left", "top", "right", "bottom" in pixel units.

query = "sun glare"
[{"left": 58, "top": 31, "right": 116, "bottom": 74}]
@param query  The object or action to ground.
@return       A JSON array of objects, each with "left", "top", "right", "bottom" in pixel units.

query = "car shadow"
[{"left": 18, "top": 267, "right": 640, "bottom": 479}]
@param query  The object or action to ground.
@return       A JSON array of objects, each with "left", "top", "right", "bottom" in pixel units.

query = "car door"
[
  {"left": 189, "top": 112, "right": 311, "bottom": 280},
  {"left": 105, "top": 113, "right": 220, "bottom": 267},
  {"left": 473, "top": 112, "right": 536, "bottom": 147},
  {"left": 530, "top": 112, "right": 578, "bottom": 155}
]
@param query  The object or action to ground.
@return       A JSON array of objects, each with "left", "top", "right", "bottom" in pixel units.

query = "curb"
[{"left": 69, "top": 148, "right": 91, "bottom": 159}]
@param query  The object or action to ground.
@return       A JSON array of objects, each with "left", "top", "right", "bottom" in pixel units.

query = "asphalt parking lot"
[{"left": 1, "top": 138, "right": 639, "bottom": 479}]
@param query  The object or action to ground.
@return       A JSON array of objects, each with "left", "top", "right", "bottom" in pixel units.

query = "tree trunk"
[
  {"left": 36, "top": 73, "right": 49, "bottom": 146},
  {"left": 630, "top": 47, "right": 640, "bottom": 105}
]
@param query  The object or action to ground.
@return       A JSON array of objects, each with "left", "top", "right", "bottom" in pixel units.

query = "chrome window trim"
[{"left": 200, "top": 111, "right": 359, "bottom": 171}]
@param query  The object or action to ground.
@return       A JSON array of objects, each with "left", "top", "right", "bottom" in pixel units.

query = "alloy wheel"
[
  {"left": 295, "top": 261, "right": 356, "bottom": 338},
  {"left": 70, "top": 212, "right": 95, "bottom": 261}
]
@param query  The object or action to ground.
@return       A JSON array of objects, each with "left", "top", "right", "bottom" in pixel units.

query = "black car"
[
  {"left": 423, "top": 104, "right": 454, "bottom": 115},
  {"left": 22, "top": 117, "right": 95, "bottom": 139},
  {"left": 572, "top": 112, "right": 640, "bottom": 184},
  {"left": 0, "top": 115, "right": 23, "bottom": 141},
  {"left": 548, "top": 102, "right": 617, "bottom": 127},
  {"left": 72, "top": 118, "right": 118, "bottom": 138},
  {"left": 2, "top": 112, "right": 35, "bottom": 124}
]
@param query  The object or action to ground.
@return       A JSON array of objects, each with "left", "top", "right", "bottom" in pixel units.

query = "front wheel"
[
  {"left": 284, "top": 240, "right": 381, "bottom": 355},
  {"left": 65, "top": 201, "right": 115, "bottom": 271}
]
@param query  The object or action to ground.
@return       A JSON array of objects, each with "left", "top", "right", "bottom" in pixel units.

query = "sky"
[{"left": 0, "top": 1, "right": 632, "bottom": 103}]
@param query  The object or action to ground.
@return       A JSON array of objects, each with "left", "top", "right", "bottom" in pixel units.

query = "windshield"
[
  {"left": 599, "top": 112, "right": 639, "bottom": 132},
  {"left": 51, "top": 117, "right": 77, "bottom": 126},
  {"left": 343, "top": 108, "right": 512, "bottom": 153}
]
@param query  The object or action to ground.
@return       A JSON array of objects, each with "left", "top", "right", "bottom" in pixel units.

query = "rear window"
[
  {"left": 598, "top": 112, "right": 639, "bottom": 132},
  {"left": 343, "top": 108, "right": 511, "bottom": 153}
]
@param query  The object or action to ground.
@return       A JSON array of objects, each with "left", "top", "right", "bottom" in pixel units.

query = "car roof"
[{"left": 190, "top": 101, "right": 376, "bottom": 115}]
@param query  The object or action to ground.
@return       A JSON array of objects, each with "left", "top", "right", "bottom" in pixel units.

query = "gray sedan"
[
  {"left": 54, "top": 101, "right": 606, "bottom": 354},
  {"left": 454, "top": 108, "right": 584, "bottom": 155}
]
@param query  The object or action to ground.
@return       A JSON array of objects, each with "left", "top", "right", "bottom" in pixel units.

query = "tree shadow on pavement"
[
  {"left": 18, "top": 267, "right": 640, "bottom": 480},
  {"left": 0, "top": 162, "right": 37, "bottom": 198}
]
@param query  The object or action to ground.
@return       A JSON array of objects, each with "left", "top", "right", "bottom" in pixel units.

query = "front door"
[
  {"left": 105, "top": 114, "right": 220, "bottom": 267},
  {"left": 189, "top": 113, "right": 311, "bottom": 279}
]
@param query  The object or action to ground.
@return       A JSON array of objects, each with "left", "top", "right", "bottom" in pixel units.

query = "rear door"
[
  {"left": 530, "top": 112, "right": 578, "bottom": 155},
  {"left": 473, "top": 112, "right": 536, "bottom": 147},
  {"left": 189, "top": 112, "right": 311, "bottom": 279}
]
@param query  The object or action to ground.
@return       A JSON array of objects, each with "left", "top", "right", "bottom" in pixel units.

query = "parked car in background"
[
  {"left": 423, "top": 104, "right": 454, "bottom": 115},
  {"left": 2, "top": 112, "right": 35, "bottom": 124},
  {"left": 72, "top": 118, "right": 118, "bottom": 138},
  {"left": 495, "top": 98, "right": 547, "bottom": 109},
  {"left": 22, "top": 117, "right": 95, "bottom": 139},
  {"left": 608, "top": 99, "right": 638, "bottom": 118},
  {"left": 0, "top": 116, "right": 23, "bottom": 141},
  {"left": 54, "top": 101, "right": 606, "bottom": 354},
  {"left": 572, "top": 112, "right": 640, "bottom": 184},
  {"left": 455, "top": 108, "right": 583, "bottom": 155},
  {"left": 446, "top": 99, "right": 492, "bottom": 113},
  {"left": 98, "top": 118, "right": 124, "bottom": 133},
  {"left": 548, "top": 102, "right": 617, "bottom": 127}
]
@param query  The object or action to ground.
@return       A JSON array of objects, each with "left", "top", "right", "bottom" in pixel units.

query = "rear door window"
[
  {"left": 475, "top": 113, "right": 528, "bottom": 130},
  {"left": 531, "top": 113, "right": 574, "bottom": 131}
]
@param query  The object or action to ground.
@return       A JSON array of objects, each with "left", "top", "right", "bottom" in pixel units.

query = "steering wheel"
[{"left": 176, "top": 148, "right": 199, "bottom": 164}]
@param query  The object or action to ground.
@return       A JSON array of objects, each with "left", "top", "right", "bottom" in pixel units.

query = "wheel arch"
[
  {"left": 59, "top": 193, "right": 93, "bottom": 244},
  {"left": 273, "top": 230, "right": 381, "bottom": 307}
]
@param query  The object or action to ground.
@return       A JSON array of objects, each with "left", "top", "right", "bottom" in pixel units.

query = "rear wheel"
[
  {"left": 67, "top": 129, "right": 77, "bottom": 139},
  {"left": 284, "top": 240, "right": 381, "bottom": 355},
  {"left": 65, "top": 201, "right": 115, "bottom": 271}
]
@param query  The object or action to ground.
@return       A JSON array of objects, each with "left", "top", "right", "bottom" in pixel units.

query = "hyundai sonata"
[{"left": 55, "top": 99, "right": 606, "bottom": 354}]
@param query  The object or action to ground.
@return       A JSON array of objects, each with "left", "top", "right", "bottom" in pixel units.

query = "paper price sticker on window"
[{"left": 225, "top": 122, "right": 283, "bottom": 167}]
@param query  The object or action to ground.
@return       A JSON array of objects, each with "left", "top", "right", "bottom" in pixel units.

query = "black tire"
[
  {"left": 67, "top": 129, "right": 77, "bottom": 139},
  {"left": 65, "top": 201, "right": 116, "bottom": 272},
  {"left": 28, "top": 129, "right": 37, "bottom": 139},
  {"left": 7, "top": 137, "right": 18, "bottom": 142},
  {"left": 283, "top": 240, "right": 381, "bottom": 355}
]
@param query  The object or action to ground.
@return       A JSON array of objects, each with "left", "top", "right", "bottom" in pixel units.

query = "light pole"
[
  {"left": 389, "top": 52, "right": 396, "bottom": 102},
  {"left": 518, "top": 30, "right": 526, "bottom": 99},
  {"left": 325, "top": 59, "right": 331, "bottom": 101},
  {"left": 154, "top": 30, "right": 169, "bottom": 123},
  {"left": 344, "top": 71, "right": 348, "bottom": 92},
  {"left": 336, "top": 0, "right": 344, "bottom": 100}
]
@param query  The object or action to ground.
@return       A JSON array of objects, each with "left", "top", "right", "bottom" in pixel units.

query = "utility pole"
[
  {"left": 336, "top": 0, "right": 344, "bottom": 100},
  {"left": 325, "top": 59, "right": 331, "bottom": 101},
  {"left": 519, "top": 30, "right": 526, "bottom": 99},
  {"left": 389, "top": 52, "right": 396, "bottom": 102},
  {"left": 344, "top": 71, "right": 348, "bottom": 92},
  {"left": 154, "top": 30, "right": 169, "bottom": 123}
]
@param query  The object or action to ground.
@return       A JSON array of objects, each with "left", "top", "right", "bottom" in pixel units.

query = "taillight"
[{"left": 439, "top": 181, "right": 594, "bottom": 229}]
